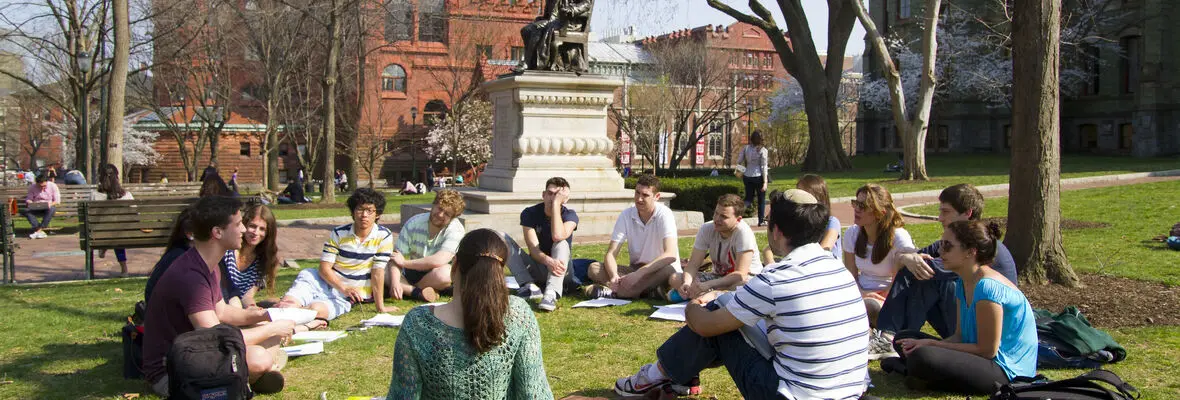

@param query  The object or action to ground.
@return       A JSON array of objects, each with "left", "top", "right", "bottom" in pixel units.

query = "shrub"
[{"left": 624, "top": 176, "right": 745, "bottom": 221}]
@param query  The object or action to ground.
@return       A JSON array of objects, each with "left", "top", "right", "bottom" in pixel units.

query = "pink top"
[{"left": 26, "top": 181, "right": 61, "bottom": 204}]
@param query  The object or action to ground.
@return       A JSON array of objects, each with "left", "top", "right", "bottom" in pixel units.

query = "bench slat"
[
  {"left": 84, "top": 213, "right": 183, "bottom": 224},
  {"left": 88, "top": 221, "right": 179, "bottom": 232}
]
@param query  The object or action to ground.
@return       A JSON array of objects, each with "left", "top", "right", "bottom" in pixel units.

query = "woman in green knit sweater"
[{"left": 387, "top": 229, "right": 553, "bottom": 400}]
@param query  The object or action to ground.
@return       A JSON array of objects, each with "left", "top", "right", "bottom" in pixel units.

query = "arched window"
[
  {"left": 381, "top": 64, "right": 406, "bottom": 92},
  {"left": 423, "top": 99, "right": 448, "bottom": 126}
]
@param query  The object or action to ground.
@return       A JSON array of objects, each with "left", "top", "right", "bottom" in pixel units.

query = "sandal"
[{"left": 297, "top": 317, "right": 329, "bottom": 332}]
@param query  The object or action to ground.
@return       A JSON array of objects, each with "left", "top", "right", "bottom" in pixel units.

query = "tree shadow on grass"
[
  {"left": 0, "top": 340, "right": 148, "bottom": 399},
  {"left": 0, "top": 291, "right": 130, "bottom": 324}
]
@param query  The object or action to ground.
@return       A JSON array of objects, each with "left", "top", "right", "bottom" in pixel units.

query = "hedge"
[{"left": 624, "top": 176, "right": 749, "bottom": 221}]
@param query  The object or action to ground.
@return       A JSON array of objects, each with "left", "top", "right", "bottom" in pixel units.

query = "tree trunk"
[
  {"left": 798, "top": 73, "right": 852, "bottom": 172},
  {"left": 320, "top": 0, "right": 342, "bottom": 204},
  {"left": 105, "top": 0, "right": 129, "bottom": 173},
  {"left": 349, "top": 2, "right": 364, "bottom": 191},
  {"left": 1006, "top": 0, "right": 1078, "bottom": 287},
  {"left": 265, "top": 105, "right": 280, "bottom": 191}
]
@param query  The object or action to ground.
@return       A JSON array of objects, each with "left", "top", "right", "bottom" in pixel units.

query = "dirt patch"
[
  {"left": 1021, "top": 273, "right": 1180, "bottom": 328},
  {"left": 984, "top": 217, "right": 1111, "bottom": 231}
]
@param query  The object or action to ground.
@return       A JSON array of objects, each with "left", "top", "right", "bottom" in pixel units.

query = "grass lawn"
[
  {"left": 3, "top": 181, "right": 1179, "bottom": 399},
  {"left": 762, "top": 153, "right": 1178, "bottom": 199},
  {"left": 268, "top": 193, "right": 434, "bottom": 221}
]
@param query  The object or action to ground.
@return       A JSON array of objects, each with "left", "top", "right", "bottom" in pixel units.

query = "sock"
[{"left": 645, "top": 362, "right": 668, "bottom": 382}]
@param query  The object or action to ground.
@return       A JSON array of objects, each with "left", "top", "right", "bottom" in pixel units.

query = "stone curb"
[{"left": 888, "top": 169, "right": 1180, "bottom": 220}]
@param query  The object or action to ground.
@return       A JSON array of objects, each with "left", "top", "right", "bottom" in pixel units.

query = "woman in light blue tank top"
[{"left": 890, "top": 220, "right": 1037, "bottom": 394}]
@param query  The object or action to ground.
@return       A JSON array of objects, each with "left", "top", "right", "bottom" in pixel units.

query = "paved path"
[{"left": 5, "top": 171, "right": 1178, "bottom": 283}]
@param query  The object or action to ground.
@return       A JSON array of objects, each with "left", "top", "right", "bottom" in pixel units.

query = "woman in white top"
[
  {"left": 91, "top": 164, "right": 135, "bottom": 276},
  {"left": 736, "top": 131, "right": 769, "bottom": 226},
  {"left": 843, "top": 183, "right": 915, "bottom": 330}
]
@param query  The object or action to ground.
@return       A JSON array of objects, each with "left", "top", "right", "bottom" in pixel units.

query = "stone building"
[{"left": 857, "top": 0, "right": 1180, "bottom": 157}]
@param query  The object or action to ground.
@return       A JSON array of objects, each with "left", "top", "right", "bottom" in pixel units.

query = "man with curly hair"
[
  {"left": 277, "top": 188, "right": 396, "bottom": 326},
  {"left": 387, "top": 189, "right": 467, "bottom": 302}
]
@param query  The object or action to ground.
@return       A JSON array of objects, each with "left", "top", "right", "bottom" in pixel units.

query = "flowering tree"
[
  {"left": 121, "top": 115, "right": 160, "bottom": 167},
  {"left": 424, "top": 98, "right": 492, "bottom": 183}
]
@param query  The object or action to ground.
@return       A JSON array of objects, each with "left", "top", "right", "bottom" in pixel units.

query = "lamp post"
[
  {"left": 77, "top": 51, "right": 92, "bottom": 176},
  {"left": 745, "top": 99, "right": 753, "bottom": 140},
  {"left": 410, "top": 106, "right": 418, "bottom": 181}
]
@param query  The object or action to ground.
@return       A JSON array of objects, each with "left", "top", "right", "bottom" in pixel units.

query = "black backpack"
[
  {"left": 121, "top": 320, "right": 144, "bottom": 379},
  {"left": 991, "top": 369, "right": 1139, "bottom": 400},
  {"left": 167, "top": 324, "right": 252, "bottom": 400}
]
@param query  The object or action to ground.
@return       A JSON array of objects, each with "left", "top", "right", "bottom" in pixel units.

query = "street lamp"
[
  {"left": 77, "top": 51, "right": 92, "bottom": 176},
  {"left": 410, "top": 106, "right": 418, "bottom": 182},
  {"left": 745, "top": 99, "right": 753, "bottom": 139}
]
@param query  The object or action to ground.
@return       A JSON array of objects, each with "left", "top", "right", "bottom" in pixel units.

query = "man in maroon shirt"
[{"left": 142, "top": 196, "right": 296, "bottom": 396}]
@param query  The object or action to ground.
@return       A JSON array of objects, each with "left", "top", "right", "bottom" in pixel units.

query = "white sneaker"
[
  {"left": 614, "top": 363, "right": 670, "bottom": 397},
  {"left": 28, "top": 232, "right": 38, "bottom": 239},
  {"left": 537, "top": 290, "right": 558, "bottom": 312},
  {"left": 516, "top": 283, "right": 542, "bottom": 302},
  {"left": 868, "top": 330, "right": 899, "bottom": 360},
  {"left": 36, "top": 230, "right": 48, "bottom": 239}
]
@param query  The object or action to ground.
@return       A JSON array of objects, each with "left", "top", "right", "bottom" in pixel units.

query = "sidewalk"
[{"left": 6, "top": 171, "right": 1178, "bottom": 283}]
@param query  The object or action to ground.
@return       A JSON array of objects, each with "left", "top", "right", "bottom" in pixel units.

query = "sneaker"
[
  {"left": 585, "top": 284, "right": 614, "bottom": 299},
  {"left": 37, "top": 230, "right": 48, "bottom": 239},
  {"left": 537, "top": 292, "right": 557, "bottom": 312},
  {"left": 868, "top": 330, "right": 898, "bottom": 360},
  {"left": 664, "top": 377, "right": 702, "bottom": 396},
  {"left": 614, "top": 363, "right": 670, "bottom": 397},
  {"left": 516, "top": 283, "right": 542, "bottom": 302},
  {"left": 28, "top": 232, "right": 38, "bottom": 239},
  {"left": 251, "top": 370, "right": 285, "bottom": 394}
]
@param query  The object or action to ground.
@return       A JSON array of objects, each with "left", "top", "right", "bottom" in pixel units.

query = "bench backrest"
[
  {"left": 2, "top": 183, "right": 202, "bottom": 217},
  {"left": 78, "top": 197, "right": 199, "bottom": 251}
]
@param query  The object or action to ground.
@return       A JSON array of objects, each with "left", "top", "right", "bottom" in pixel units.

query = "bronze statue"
[{"left": 514, "top": 0, "right": 593, "bottom": 74}]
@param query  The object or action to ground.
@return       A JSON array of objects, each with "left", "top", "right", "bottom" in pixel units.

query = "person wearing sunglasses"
[
  {"left": 890, "top": 220, "right": 1037, "bottom": 394},
  {"left": 843, "top": 183, "right": 917, "bottom": 359}
]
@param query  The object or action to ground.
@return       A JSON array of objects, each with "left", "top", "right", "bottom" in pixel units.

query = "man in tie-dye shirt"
[{"left": 278, "top": 189, "right": 395, "bottom": 326}]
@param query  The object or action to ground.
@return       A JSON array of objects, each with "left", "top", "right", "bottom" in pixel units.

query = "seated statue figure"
[{"left": 515, "top": 0, "right": 593, "bottom": 74}]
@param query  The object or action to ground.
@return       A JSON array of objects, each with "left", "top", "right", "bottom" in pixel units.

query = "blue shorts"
[
  {"left": 283, "top": 269, "right": 352, "bottom": 320},
  {"left": 567, "top": 258, "right": 597, "bottom": 287}
]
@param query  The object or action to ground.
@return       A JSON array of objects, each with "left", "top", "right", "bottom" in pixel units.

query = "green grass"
[
  {"left": 3, "top": 180, "right": 1179, "bottom": 399},
  {"left": 267, "top": 193, "right": 435, "bottom": 221},
  {"left": 758, "top": 153, "right": 1178, "bottom": 199},
  {"left": 905, "top": 180, "right": 1180, "bottom": 285}
]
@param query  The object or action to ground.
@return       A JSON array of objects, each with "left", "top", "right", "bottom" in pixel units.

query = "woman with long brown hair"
[
  {"left": 222, "top": 200, "right": 280, "bottom": 308},
  {"left": 387, "top": 229, "right": 552, "bottom": 399},
  {"left": 843, "top": 183, "right": 917, "bottom": 358},
  {"left": 91, "top": 164, "right": 134, "bottom": 275}
]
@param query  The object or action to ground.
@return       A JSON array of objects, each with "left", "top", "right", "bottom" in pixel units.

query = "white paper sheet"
[
  {"left": 571, "top": 298, "right": 632, "bottom": 308},
  {"left": 267, "top": 308, "right": 317, "bottom": 325},
  {"left": 361, "top": 313, "right": 405, "bottom": 327},
  {"left": 291, "top": 331, "right": 347, "bottom": 343},
  {"left": 281, "top": 341, "right": 324, "bottom": 357},
  {"left": 648, "top": 306, "right": 686, "bottom": 322},
  {"left": 505, "top": 276, "right": 520, "bottom": 290}
]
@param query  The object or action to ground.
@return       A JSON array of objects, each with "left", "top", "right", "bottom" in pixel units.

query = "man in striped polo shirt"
[
  {"left": 386, "top": 189, "right": 466, "bottom": 302},
  {"left": 278, "top": 188, "right": 396, "bottom": 325},
  {"left": 616, "top": 189, "right": 871, "bottom": 399}
]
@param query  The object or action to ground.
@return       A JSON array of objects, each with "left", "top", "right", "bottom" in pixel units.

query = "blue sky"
[{"left": 591, "top": 0, "right": 867, "bottom": 55}]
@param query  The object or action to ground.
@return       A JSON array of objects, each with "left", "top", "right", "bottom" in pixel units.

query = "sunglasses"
[{"left": 850, "top": 199, "right": 867, "bottom": 211}]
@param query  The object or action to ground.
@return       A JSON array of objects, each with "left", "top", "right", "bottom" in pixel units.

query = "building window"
[
  {"left": 382, "top": 64, "right": 407, "bottom": 92},
  {"left": 1083, "top": 45, "right": 1100, "bottom": 95},
  {"left": 419, "top": 0, "right": 448, "bottom": 43},
  {"left": 385, "top": 0, "right": 412, "bottom": 41},
  {"left": 279, "top": 142, "right": 289, "bottom": 156},
  {"left": 1119, "top": 123, "right": 1133, "bottom": 150},
  {"left": 239, "top": 142, "right": 250, "bottom": 156},
  {"left": 1079, "top": 124, "right": 1098, "bottom": 150},
  {"left": 1121, "top": 35, "right": 1140, "bottom": 94},
  {"left": 424, "top": 99, "right": 448, "bottom": 126},
  {"left": 938, "top": 125, "right": 949, "bottom": 149},
  {"left": 881, "top": 0, "right": 890, "bottom": 34},
  {"left": 1004, "top": 125, "right": 1012, "bottom": 149},
  {"left": 746, "top": 52, "right": 754, "bottom": 67},
  {"left": 244, "top": 45, "right": 259, "bottom": 61},
  {"left": 898, "top": 0, "right": 911, "bottom": 19},
  {"left": 476, "top": 45, "right": 493, "bottom": 60},
  {"left": 708, "top": 133, "right": 723, "bottom": 157},
  {"left": 511, "top": 46, "right": 524, "bottom": 60}
]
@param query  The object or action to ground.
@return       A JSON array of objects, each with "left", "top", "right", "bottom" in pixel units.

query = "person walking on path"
[{"left": 736, "top": 131, "right": 769, "bottom": 226}]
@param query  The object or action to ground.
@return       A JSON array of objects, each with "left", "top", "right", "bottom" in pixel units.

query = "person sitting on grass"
[
  {"left": 877, "top": 184, "right": 1018, "bottom": 347},
  {"left": 387, "top": 189, "right": 467, "bottom": 303},
  {"left": 24, "top": 174, "right": 59, "bottom": 239},
  {"left": 222, "top": 200, "right": 282, "bottom": 309},
  {"left": 667, "top": 194, "right": 762, "bottom": 301},
  {"left": 277, "top": 188, "right": 397, "bottom": 329},
  {"left": 613, "top": 189, "right": 870, "bottom": 399},
  {"left": 387, "top": 228, "right": 553, "bottom": 399},
  {"left": 585, "top": 174, "right": 681, "bottom": 299},
  {"left": 144, "top": 207, "right": 197, "bottom": 305},
  {"left": 277, "top": 176, "right": 310, "bottom": 204},
  {"left": 504, "top": 177, "right": 595, "bottom": 312},
  {"left": 845, "top": 183, "right": 917, "bottom": 358},
  {"left": 762, "top": 175, "right": 842, "bottom": 265},
  {"left": 143, "top": 196, "right": 295, "bottom": 397},
  {"left": 886, "top": 220, "right": 1037, "bottom": 395}
]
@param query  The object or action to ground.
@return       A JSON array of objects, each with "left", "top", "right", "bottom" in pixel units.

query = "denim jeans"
[
  {"left": 24, "top": 207, "right": 56, "bottom": 230},
  {"left": 656, "top": 326, "right": 784, "bottom": 400},
  {"left": 742, "top": 176, "right": 766, "bottom": 224},
  {"left": 876, "top": 268, "right": 958, "bottom": 338}
]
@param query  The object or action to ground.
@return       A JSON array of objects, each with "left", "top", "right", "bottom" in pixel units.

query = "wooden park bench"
[
  {"left": 1, "top": 210, "right": 14, "bottom": 284},
  {"left": 77, "top": 197, "right": 198, "bottom": 280},
  {"left": 1, "top": 182, "right": 202, "bottom": 221}
]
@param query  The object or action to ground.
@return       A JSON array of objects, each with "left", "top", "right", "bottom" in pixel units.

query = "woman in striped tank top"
[{"left": 222, "top": 200, "right": 281, "bottom": 308}]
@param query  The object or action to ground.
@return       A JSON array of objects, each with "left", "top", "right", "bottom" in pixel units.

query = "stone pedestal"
[{"left": 401, "top": 72, "right": 702, "bottom": 242}]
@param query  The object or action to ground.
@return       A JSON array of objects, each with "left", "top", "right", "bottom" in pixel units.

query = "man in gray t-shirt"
[{"left": 669, "top": 194, "right": 762, "bottom": 300}]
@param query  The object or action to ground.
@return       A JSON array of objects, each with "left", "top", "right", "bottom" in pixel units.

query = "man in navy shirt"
[
  {"left": 877, "top": 184, "right": 1019, "bottom": 357},
  {"left": 505, "top": 177, "right": 592, "bottom": 311}
]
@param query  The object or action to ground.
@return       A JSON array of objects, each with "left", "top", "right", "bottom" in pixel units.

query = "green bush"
[
  {"left": 627, "top": 168, "right": 738, "bottom": 178},
  {"left": 625, "top": 176, "right": 746, "bottom": 221}
]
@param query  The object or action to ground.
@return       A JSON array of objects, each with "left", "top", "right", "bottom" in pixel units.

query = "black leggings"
[
  {"left": 892, "top": 331, "right": 1011, "bottom": 394},
  {"left": 742, "top": 176, "right": 766, "bottom": 224}
]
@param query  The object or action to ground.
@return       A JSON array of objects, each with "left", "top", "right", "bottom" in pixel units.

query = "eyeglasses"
[
  {"left": 353, "top": 207, "right": 378, "bottom": 216},
  {"left": 850, "top": 199, "right": 867, "bottom": 211}
]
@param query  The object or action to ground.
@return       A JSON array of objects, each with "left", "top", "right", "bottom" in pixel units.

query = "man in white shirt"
[
  {"left": 668, "top": 194, "right": 762, "bottom": 300},
  {"left": 615, "top": 189, "right": 870, "bottom": 399},
  {"left": 586, "top": 174, "right": 681, "bottom": 299}
]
